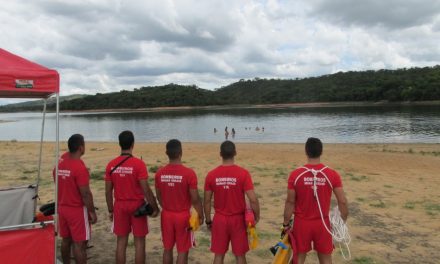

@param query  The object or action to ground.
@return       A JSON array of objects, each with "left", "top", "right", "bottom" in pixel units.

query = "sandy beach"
[{"left": 1, "top": 141, "right": 439, "bottom": 264}]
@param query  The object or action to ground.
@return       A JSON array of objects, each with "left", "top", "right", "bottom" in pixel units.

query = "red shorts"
[
  {"left": 113, "top": 200, "right": 148, "bottom": 237},
  {"left": 58, "top": 206, "right": 91, "bottom": 242},
  {"left": 292, "top": 217, "right": 333, "bottom": 254},
  {"left": 161, "top": 210, "right": 191, "bottom": 252},
  {"left": 210, "top": 213, "right": 249, "bottom": 256}
]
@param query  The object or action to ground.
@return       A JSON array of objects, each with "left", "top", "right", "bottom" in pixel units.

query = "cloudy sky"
[{"left": 1, "top": 0, "right": 440, "bottom": 98}]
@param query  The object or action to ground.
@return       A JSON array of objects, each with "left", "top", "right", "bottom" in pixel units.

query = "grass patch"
[
  {"left": 23, "top": 169, "right": 37, "bottom": 174},
  {"left": 350, "top": 175, "right": 368, "bottom": 182},
  {"left": 90, "top": 170, "right": 105, "bottom": 181},
  {"left": 356, "top": 197, "right": 365, "bottom": 202},
  {"left": 403, "top": 201, "right": 416, "bottom": 209},
  {"left": 198, "top": 236, "right": 210, "bottom": 247},
  {"left": 383, "top": 184, "right": 393, "bottom": 188},
  {"left": 353, "top": 256, "right": 377, "bottom": 264},
  {"left": 419, "top": 150, "right": 440, "bottom": 156},
  {"left": 369, "top": 200, "right": 386, "bottom": 208},
  {"left": 19, "top": 176, "right": 29, "bottom": 180},
  {"left": 425, "top": 203, "right": 440, "bottom": 216},
  {"left": 254, "top": 181, "right": 261, "bottom": 186},
  {"left": 148, "top": 165, "right": 160, "bottom": 173},
  {"left": 255, "top": 249, "right": 272, "bottom": 258}
]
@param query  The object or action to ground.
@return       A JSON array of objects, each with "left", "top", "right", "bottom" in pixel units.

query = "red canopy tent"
[
  {"left": 0, "top": 48, "right": 60, "bottom": 263},
  {"left": 0, "top": 48, "right": 59, "bottom": 98}
]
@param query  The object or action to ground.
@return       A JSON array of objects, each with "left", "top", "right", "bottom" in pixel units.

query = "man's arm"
[
  {"left": 155, "top": 188, "right": 162, "bottom": 207},
  {"left": 203, "top": 190, "right": 213, "bottom": 229},
  {"left": 190, "top": 189, "right": 204, "bottom": 225},
  {"left": 79, "top": 185, "right": 97, "bottom": 224},
  {"left": 283, "top": 189, "right": 295, "bottom": 226},
  {"left": 333, "top": 187, "right": 348, "bottom": 221},
  {"left": 245, "top": 190, "right": 260, "bottom": 224},
  {"left": 139, "top": 179, "right": 160, "bottom": 217},
  {"left": 105, "top": 181, "right": 114, "bottom": 221}
]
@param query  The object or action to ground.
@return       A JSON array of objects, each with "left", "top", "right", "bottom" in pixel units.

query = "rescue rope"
[{"left": 309, "top": 168, "right": 351, "bottom": 260}]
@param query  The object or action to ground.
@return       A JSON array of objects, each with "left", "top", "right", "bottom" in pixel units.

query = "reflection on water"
[{"left": 0, "top": 105, "right": 439, "bottom": 143}]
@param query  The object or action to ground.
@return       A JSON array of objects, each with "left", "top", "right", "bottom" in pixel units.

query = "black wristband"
[
  {"left": 205, "top": 220, "right": 212, "bottom": 225},
  {"left": 282, "top": 223, "right": 289, "bottom": 227},
  {"left": 108, "top": 210, "right": 113, "bottom": 213}
]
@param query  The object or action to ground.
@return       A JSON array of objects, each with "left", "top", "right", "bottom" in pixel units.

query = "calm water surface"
[{"left": 0, "top": 105, "right": 439, "bottom": 143}]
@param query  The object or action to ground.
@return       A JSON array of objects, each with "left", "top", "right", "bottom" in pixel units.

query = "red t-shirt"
[
  {"left": 204, "top": 164, "right": 254, "bottom": 216},
  {"left": 54, "top": 154, "right": 90, "bottom": 207},
  {"left": 287, "top": 164, "right": 342, "bottom": 220},
  {"left": 105, "top": 155, "right": 148, "bottom": 201},
  {"left": 155, "top": 164, "right": 198, "bottom": 212}
]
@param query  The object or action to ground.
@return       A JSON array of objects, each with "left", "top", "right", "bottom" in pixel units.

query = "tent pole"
[
  {"left": 35, "top": 99, "right": 47, "bottom": 213},
  {"left": 54, "top": 93, "right": 60, "bottom": 264}
]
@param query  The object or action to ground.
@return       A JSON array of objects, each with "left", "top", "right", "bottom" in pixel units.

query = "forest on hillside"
[{"left": 1, "top": 66, "right": 439, "bottom": 111}]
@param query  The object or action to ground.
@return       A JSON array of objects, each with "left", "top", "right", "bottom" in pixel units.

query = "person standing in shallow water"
[
  {"left": 225, "top": 126, "right": 229, "bottom": 140},
  {"left": 231, "top": 128, "right": 236, "bottom": 139},
  {"left": 282, "top": 137, "right": 348, "bottom": 264},
  {"left": 204, "top": 141, "right": 260, "bottom": 264}
]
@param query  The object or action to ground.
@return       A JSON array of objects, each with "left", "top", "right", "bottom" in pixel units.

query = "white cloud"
[{"left": 0, "top": 0, "right": 439, "bottom": 99}]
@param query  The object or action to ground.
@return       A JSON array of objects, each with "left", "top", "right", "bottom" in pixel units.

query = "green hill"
[{"left": 1, "top": 66, "right": 439, "bottom": 111}]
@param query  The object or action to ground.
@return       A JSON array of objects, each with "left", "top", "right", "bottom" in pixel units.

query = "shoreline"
[{"left": 1, "top": 100, "right": 440, "bottom": 114}]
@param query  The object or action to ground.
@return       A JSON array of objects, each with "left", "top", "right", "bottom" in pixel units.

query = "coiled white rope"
[
  {"left": 329, "top": 206, "right": 351, "bottom": 260},
  {"left": 308, "top": 169, "right": 351, "bottom": 260}
]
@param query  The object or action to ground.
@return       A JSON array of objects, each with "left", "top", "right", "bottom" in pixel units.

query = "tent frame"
[{"left": 0, "top": 93, "right": 60, "bottom": 264}]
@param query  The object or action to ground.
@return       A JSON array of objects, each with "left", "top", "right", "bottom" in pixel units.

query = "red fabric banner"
[{"left": 0, "top": 224, "right": 55, "bottom": 264}]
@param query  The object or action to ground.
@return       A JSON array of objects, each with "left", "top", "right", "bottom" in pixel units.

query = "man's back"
[
  {"left": 288, "top": 163, "right": 342, "bottom": 220},
  {"left": 56, "top": 154, "right": 89, "bottom": 207},
  {"left": 105, "top": 155, "right": 147, "bottom": 201},
  {"left": 155, "top": 164, "right": 197, "bottom": 212},
  {"left": 205, "top": 164, "right": 253, "bottom": 216}
]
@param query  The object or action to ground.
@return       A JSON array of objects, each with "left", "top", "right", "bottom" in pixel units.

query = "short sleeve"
[
  {"left": 204, "top": 173, "right": 212, "bottom": 191},
  {"left": 76, "top": 162, "right": 90, "bottom": 187},
  {"left": 137, "top": 160, "right": 148, "bottom": 180},
  {"left": 188, "top": 169, "right": 198, "bottom": 189},
  {"left": 287, "top": 172, "right": 296, "bottom": 190},
  {"left": 243, "top": 170, "right": 254, "bottom": 191},
  {"left": 332, "top": 170, "right": 343, "bottom": 188}
]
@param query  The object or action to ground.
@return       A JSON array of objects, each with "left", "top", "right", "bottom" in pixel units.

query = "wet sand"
[{"left": 1, "top": 142, "right": 439, "bottom": 264}]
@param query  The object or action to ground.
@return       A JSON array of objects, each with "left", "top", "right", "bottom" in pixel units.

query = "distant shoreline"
[{"left": 4, "top": 100, "right": 438, "bottom": 114}]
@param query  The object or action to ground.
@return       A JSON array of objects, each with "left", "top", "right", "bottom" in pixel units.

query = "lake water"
[{"left": 0, "top": 104, "right": 440, "bottom": 143}]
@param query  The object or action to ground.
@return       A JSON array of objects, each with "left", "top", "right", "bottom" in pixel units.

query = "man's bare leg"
[
  {"left": 61, "top": 238, "right": 72, "bottom": 264},
  {"left": 72, "top": 241, "right": 87, "bottom": 264},
  {"left": 163, "top": 249, "right": 173, "bottom": 264},
  {"left": 235, "top": 255, "right": 247, "bottom": 264},
  {"left": 213, "top": 254, "right": 225, "bottom": 264},
  {"left": 297, "top": 253, "right": 307, "bottom": 264},
  {"left": 176, "top": 251, "right": 188, "bottom": 264},
  {"left": 134, "top": 236, "right": 146, "bottom": 264},
  {"left": 116, "top": 235, "right": 129, "bottom": 264},
  {"left": 317, "top": 253, "right": 332, "bottom": 264}
]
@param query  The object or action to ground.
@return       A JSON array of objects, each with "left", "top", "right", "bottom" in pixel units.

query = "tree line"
[{"left": 1, "top": 65, "right": 439, "bottom": 111}]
